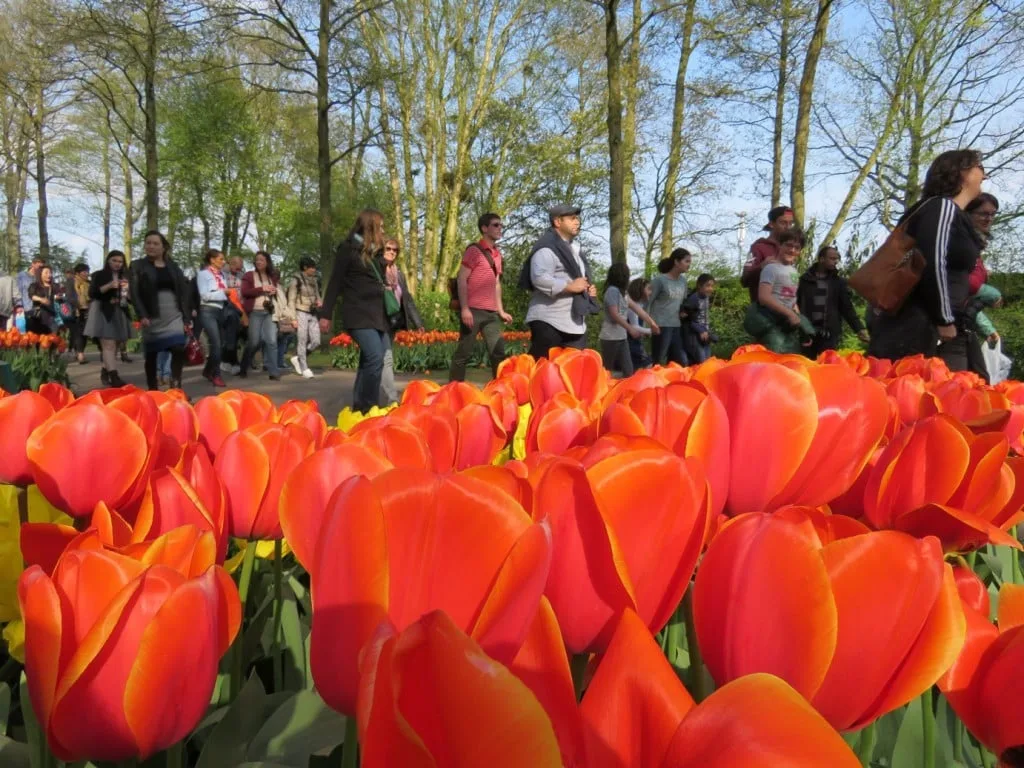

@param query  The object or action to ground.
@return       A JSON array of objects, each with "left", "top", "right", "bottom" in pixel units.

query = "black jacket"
[
  {"left": 900, "top": 197, "right": 983, "bottom": 327},
  {"left": 89, "top": 267, "right": 131, "bottom": 321},
  {"left": 797, "top": 269, "right": 864, "bottom": 341},
  {"left": 129, "top": 257, "right": 191, "bottom": 322},
  {"left": 320, "top": 235, "right": 389, "bottom": 333},
  {"left": 391, "top": 268, "right": 423, "bottom": 331}
]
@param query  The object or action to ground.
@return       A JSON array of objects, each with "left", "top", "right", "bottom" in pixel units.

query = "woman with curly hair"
[{"left": 867, "top": 148, "right": 987, "bottom": 370}]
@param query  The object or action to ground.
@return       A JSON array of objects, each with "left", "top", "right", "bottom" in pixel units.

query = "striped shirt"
[{"left": 462, "top": 240, "right": 502, "bottom": 311}]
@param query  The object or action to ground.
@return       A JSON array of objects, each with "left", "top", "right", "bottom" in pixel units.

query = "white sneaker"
[
  {"left": 302, "top": 369, "right": 314, "bottom": 379},
  {"left": 290, "top": 356, "right": 303, "bottom": 375},
  {"left": 229, "top": 365, "right": 241, "bottom": 375}
]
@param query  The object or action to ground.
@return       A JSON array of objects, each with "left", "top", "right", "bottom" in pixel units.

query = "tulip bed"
[
  {"left": 329, "top": 328, "right": 531, "bottom": 373},
  {"left": 0, "top": 330, "right": 69, "bottom": 392},
  {"left": 0, "top": 344, "right": 1023, "bottom": 767}
]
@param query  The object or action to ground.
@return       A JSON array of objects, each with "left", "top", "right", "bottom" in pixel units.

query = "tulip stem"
[
  {"left": 570, "top": 654, "right": 589, "bottom": 702},
  {"left": 230, "top": 543, "right": 258, "bottom": 700},
  {"left": 272, "top": 539, "right": 284, "bottom": 693},
  {"left": 1012, "top": 527, "right": 1023, "bottom": 584},
  {"left": 952, "top": 716, "right": 963, "bottom": 763},
  {"left": 165, "top": 741, "right": 184, "bottom": 768},
  {"left": 15, "top": 486, "right": 27, "bottom": 525},
  {"left": 921, "top": 688, "right": 936, "bottom": 768},
  {"left": 682, "top": 591, "right": 706, "bottom": 703},
  {"left": 342, "top": 715, "right": 359, "bottom": 768},
  {"left": 855, "top": 722, "right": 876, "bottom": 766}
]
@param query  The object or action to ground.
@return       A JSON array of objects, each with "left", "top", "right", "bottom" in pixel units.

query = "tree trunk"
[
  {"left": 771, "top": 0, "right": 791, "bottom": 208},
  {"left": 619, "top": 0, "right": 642, "bottom": 260},
  {"left": 33, "top": 88, "right": 49, "bottom": 264},
  {"left": 122, "top": 148, "right": 134, "bottom": 262},
  {"left": 316, "top": 0, "right": 334, "bottom": 273},
  {"left": 144, "top": 0, "right": 160, "bottom": 232},
  {"left": 102, "top": 135, "right": 112, "bottom": 255},
  {"left": 605, "top": 0, "right": 627, "bottom": 263},
  {"left": 904, "top": 81, "right": 927, "bottom": 208},
  {"left": 661, "top": 0, "right": 698, "bottom": 260},
  {"left": 378, "top": 83, "right": 407, "bottom": 282},
  {"left": 790, "top": 0, "right": 832, "bottom": 225}
]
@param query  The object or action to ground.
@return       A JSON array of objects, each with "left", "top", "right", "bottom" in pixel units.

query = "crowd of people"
[{"left": 0, "top": 146, "right": 1007, "bottom": 409}]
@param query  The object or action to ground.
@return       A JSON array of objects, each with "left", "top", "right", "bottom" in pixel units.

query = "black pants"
[
  {"left": 652, "top": 326, "right": 688, "bottom": 366},
  {"left": 145, "top": 345, "right": 184, "bottom": 389},
  {"left": 600, "top": 339, "right": 633, "bottom": 377},
  {"left": 528, "top": 320, "right": 585, "bottom": 360},
  {"left": 222, "top": 307, "right": 241, "bottom": 366},
  {"left": 803, "top": 334, "right": 838, "bottom": 360},
  {"left": 69, "top": 313, "right": 88, "bottom": 354},
  {"left": 868, "top": 301, "right": 970, "bottom": 372}
]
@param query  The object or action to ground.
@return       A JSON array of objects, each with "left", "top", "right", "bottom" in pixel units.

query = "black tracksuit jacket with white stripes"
[{"left": 900, "top": 197, "right": 984, "bottom": 327}]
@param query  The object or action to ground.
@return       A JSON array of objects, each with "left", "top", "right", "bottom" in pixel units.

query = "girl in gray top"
[
  {"left": 647, "top": 248, "right": 692, "bottom": 365},
  {"left": 599, "top": 262, "right": 659, "bottom": 377}
]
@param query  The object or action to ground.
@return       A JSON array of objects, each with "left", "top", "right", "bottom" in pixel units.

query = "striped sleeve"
[{"left": 932, "top": 198, "right": 956, "bottom": 324}]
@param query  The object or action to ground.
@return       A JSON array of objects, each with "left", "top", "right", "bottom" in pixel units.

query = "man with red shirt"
[
  {"left": 740, "top": 205, "right": 796, "bottom": 302},
  {"left": 449, "top": 212, "right": 514, "bottom": 381}
]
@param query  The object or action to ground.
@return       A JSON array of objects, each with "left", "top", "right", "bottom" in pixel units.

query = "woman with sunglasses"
[
  {"left": 867, "top": 149, "right": 987, "bottom": 371},
  {"left": 380, "top": 238, "right": 423, "bottom": 404}
]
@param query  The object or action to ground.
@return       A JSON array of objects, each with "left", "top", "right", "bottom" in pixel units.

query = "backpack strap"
[{"left": 469, "top": 243, "right": 499, "bottom": 277}]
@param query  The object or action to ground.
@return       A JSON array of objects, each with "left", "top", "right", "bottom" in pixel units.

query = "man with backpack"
[{"left": 448, "top": 212, "right": 513, "bottom": 381}]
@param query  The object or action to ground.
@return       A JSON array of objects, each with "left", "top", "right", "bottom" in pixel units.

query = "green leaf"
[
  {"left": 244, "top": 691, "right": 346, "bottom": 767},
  {"left": 196, "top": 675, "right": 271, "bottom": 768},
  {"left": 279, "top": 595, "right": 306, "bottom": 690},
  {"left": 891, "top": 698, "right": 925, "bottom": 768},
  {"left": 0, "top": 683, "right": 11, "bottom": 735},
  {"left": 0, "top": 736, "right": 30, "bottom": 768}
]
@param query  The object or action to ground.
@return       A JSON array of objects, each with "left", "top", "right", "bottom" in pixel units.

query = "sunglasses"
[{"left": 384, "top": 247, "right": 399, "bottom": 252}]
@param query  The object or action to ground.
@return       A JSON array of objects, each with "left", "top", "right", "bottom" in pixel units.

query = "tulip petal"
[
  {"left": 357, "top": 610, "right": 562, "bottom": 768},
  {"left": 454, "top": 403, "right": 507, "bottom": 470},
  {"left": 0, "top": 392, "right": 54, "bottom": 485},
  {"left": 20, "top": 523, "right": 79, "bottom": 574},
  {"left": 661, "top": 674, "right": 861, "bottom": 767},
  {"left": 999, "top": 583, "right": 1024, "bottom": 631},
  {"left": 580, "top": 608, "right": 695, "bottom": 768},
  {"left": 18, "top": 567, "right": 65, "bottom": 738},
  {"left": 123, "top": 568, "right": 223, "bottom": 758},
  {"left": 893, "top": 503, "right": 1023, "bottom": 553},
  {"left": 346, "top": 420, "right": 432, "bottom": 469},
  {"left": 695, "top": 513, "right": 836, "bottom": 699},
  {"left": 704, "top": 363, "right": 817, "bottom": 514},
  {"left": 279, "top": 443, "right": 392, "bottom": 570}
]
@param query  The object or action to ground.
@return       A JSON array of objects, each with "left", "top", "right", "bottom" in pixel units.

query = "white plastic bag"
[{"left": 982, "top": 337, "right": 1012, "bottom": 385}]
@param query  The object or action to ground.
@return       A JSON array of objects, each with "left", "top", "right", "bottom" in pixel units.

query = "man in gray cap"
[{"left": 518, "top": 204, "right": 600, "bottom": 359}]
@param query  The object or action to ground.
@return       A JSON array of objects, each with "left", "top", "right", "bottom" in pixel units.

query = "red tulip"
[
  {"left": 344, "top": 418, "right": 433, "bottom": 468},
  {"left": 529, "top": 348, "right": 609, "bottom": 408},
  {"left": 37, "top": 383, "right": 75, "bottom": 410},
  {"left": 28, "top": 404, "right": 151, "bottom": 517},
  {"left": 214, "top": 423, "right": 315, "bottom": 540},
  {"left": 277, "top": 399, "right": 328, "bottom": 446},
  {"left": 862, "top": 414, "right": 1024, "bottom": 551},
  {"left": 694, "top": 511, "right": 966, "bottom": 731},
  {"left": 701, "top": 360, "right": 889, "bottom": 515},
  {"left": 952, "top": 565, "right": 991, "bottom": 617},
  {"left": 357, "top": 610, "right": 563, "bottom": 767},
  {"left": 0, "top": 391, "right": 54, "bottom": 485},
  {"left": 195, "top": 390, "right": 276, "bottom": 455},
  {"left": 531, "top": 447, "right": 709, "bottom": 653},
  {"left": 391, "top": 402, "right": 507, "bottom": 471},
  {"left": 525, "top": 392, "right": 597, "bottom": 455},
  {"left": 18, "top": 528, "right": 240, "bottom": 762},
  {"left": 939, "top": 583, "right": 1024, "bottom": 763},
  {"left": 288, "top": 469, "right": 551, "bottom": 715}
]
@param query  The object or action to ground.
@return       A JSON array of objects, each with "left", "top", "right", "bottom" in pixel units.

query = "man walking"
[
  {"left": 519, "top": 204, "right": 599, "bottom": 359},
  {"left": 449, "top": 213, "right": 513, "bottom": 381},
  {"left": 222, "top": 255, "right": 246, "bottom": 373},
  {"left": 797, "top": 244, "right": 870, "bottom": 358},
  {"left": 740, "top": 205, "right": 795, "bottom": 302},
  {"left": 16, "top": 256, "right": 44, "bottom": 313}
]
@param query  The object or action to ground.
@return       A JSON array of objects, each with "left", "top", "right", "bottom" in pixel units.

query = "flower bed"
[
  {"left": 0, "top": 330, "right": 69, "bottom": 392},
  {"left": 329, "top": 328, "right": 531, "bottom": 373},
  {"left": 0, "top": 348, "right": 1022, "bottom": 766}
]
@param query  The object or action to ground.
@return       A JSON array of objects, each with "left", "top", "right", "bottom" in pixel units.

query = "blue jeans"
[
  {"left": 198, "top": 306, "right": 224, "bottom": 377},
  {"left": 277, "top": 331, "right": 295, "bottom": 370},
  {"left": 350, "top": 328, "right": 389, "bottom": 413},
  {"left": 157, "top": 350, "right": 172, "bottom": 379},
  {"left": 242, "top": 310, "right": 279, "bottom": 376}
]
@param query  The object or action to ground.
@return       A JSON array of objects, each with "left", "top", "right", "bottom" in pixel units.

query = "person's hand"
[
  {"left": 499, "top": 311, "right": 513, "bottom": 324},
  {"left": 988, "top": 332, "right": 1000, "bottom": 344},
  {"left": 649, "top": 321, "right": 660, "bottom": 334},
  {"left": 566, "top": 277, "right": 589, "bottom": 294},
  {"left": 319, "top": 318, "right": 331, "bottom": 334},
  {"left": 140, "top": 318, "right": 151, "bottom": 327},
  {"left": 937, "top": 324, "right": 957, "bottom": 340},
  {"left": 787, "top": 311, "right": 802, "bottom": 326},
  {"left": 700, "top": 331, "right": 709, "bottom": 342},
  {"left": 857, "top": 329, "right": 870, "bottom": 343},
  {"left": 994, "top": 298, "right": 1004, "bottom": 309},
  {"left": 587, "top": 284, "right": 597, "bottom": 298},
  {"left": 315, "top": 299, "right": 322, "bottom": 308},
  {"left": 460, "top": 308, "right": 474, "bottom": 327},
  {"left": 627, "top": 326, "right": 641, "bottom": 339}
]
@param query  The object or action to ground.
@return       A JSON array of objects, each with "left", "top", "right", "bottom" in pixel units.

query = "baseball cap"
[{"left": 548, "top": 203, "right": 582, "bottom": 221}]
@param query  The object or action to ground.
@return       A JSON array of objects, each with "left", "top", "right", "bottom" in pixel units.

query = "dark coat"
[
  {"left": 89, "top": 267, "right": 131, "bottom": 321},
  {"left": 390, "top": 268, "right": 423, "bottom": 331},
  {"left": 129, "top": 257, "right": 191, "bottom": 322},
  {"left": 320, "top": 236, "right": 389, "bottom": 334},
  {"left": 240, "top": 270, "right": 280, "bottom": 315},
  {"left": 796, "top": 268, "right": 864, "bottom": 344}
]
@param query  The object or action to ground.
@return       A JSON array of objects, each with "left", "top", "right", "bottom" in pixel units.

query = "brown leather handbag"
[{"left": 848, "top": 201, "right": 930, "bottom": 314}]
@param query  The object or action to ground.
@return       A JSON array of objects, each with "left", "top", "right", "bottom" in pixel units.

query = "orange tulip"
[
  {"left": 693, "top": 511, "right": 966, "bottom": 731},
  {"left": 701, "top": 360, "right": 889, "bottom": 515},
  {"left": 952, "top": 564, "right": 991, "bottom": 617},
  {"left": 195, "top": 390, "right": 277, "bottom": 456},
  {"left": 18, "top": 528, "right": 240, "bottom": 762},
  {"left": 0, "top": 391, "right": 54, "bottom": 485},
  {"left": 344, "top": 418, "right": 434, "bottom": 468},
  {"left": 277, "top": 399, "right": 328, "bottom": 446},
  {"left": 862, "top": 414, "right": 1024, "bottom": 551},
  {"left": 529, "top": 348, "right": 609, "bottom": 409},
  {"left": 939, "top": 583, "right": 1024, "bottom": 763},
  {"left": 28, "top": 404, "right": 151, "bottom": 518},
  {"left": 214, "top": 423, "right": 315, "bottom": 540},
  {"left": 37, "top": 383, "right": 75, "bottom": 410},
  {"left": 390, "top": 402, "right": 507, "bottom": 472},
  {"left": 288, "top": 469, "right": 551, "bottom": 715},
  {"left": 357, "top": 610, "right": 563, "bottom": 767},
  {"left": 525, "top": 392, "right": 598, "bottom": 455},
  {"left": 531, "top": 448, "right": 709, "bottom": 653}
]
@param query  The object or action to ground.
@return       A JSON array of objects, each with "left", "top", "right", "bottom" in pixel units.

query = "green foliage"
[
  {"left": 0, "top": 349, "right": 70, "bottom": 392},
  {"left": 414, "top": 290, "right": 460, "bottom": 332}
]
